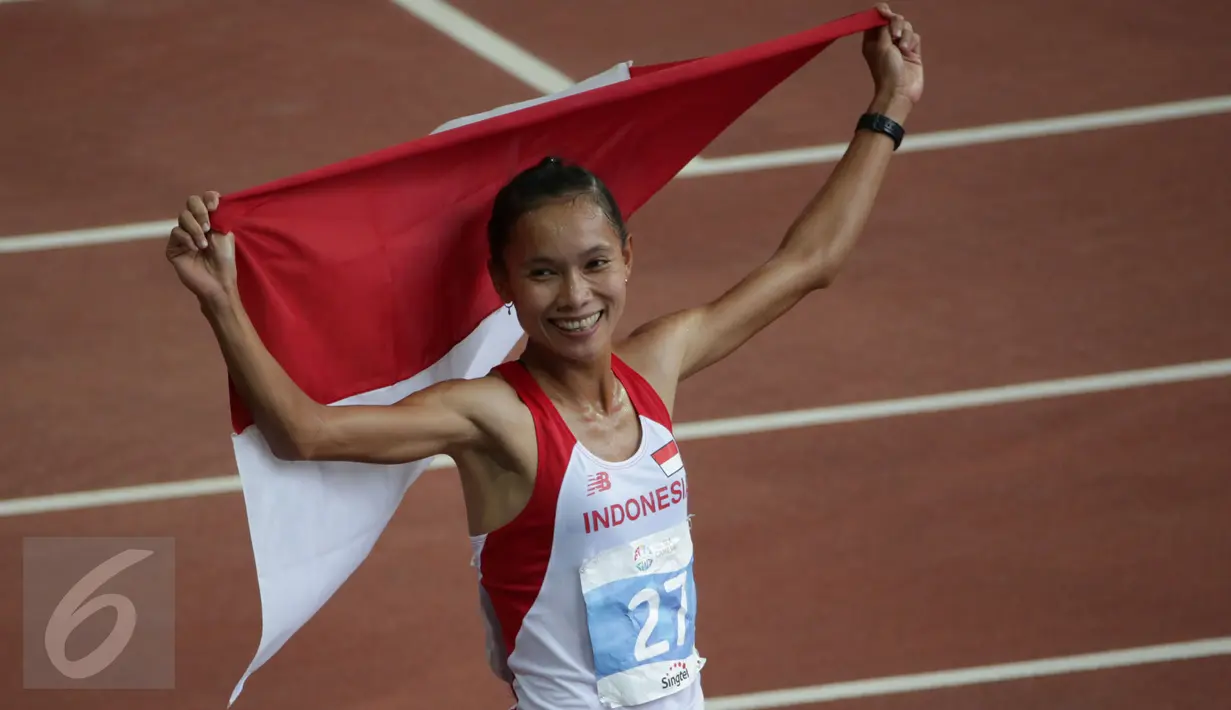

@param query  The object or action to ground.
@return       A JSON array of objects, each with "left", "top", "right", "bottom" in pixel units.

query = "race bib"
[{"left": 579, "top": 520, "right": 704, "bottom": 708}]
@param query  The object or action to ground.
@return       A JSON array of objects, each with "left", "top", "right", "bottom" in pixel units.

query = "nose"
[{"left": 558, "top": 270, "right": 592, "bottom": 310}]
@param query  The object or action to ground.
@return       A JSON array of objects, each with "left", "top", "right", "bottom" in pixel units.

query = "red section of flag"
[
  {"left": 652, "top": 440, "right": 680, "bottom": 466},
  {"left": 208, "top": 10, "right": 886, "bottom": 435}
]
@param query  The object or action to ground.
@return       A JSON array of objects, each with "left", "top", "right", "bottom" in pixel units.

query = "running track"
[{"left": 2, "top": 0, "right": 1230, "bottom": 708}]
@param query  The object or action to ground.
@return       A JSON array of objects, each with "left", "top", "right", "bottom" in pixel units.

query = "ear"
[
  {"left": 488, "top": 259, "right": 512, "bottom": 304},
  {"left": 621, "top": 233, "right": 634, "bottom": 281}
]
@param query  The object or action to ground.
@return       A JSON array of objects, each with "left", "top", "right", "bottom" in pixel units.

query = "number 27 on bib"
[{"left": 580, "top": 521, "right": 705, "bottom": 707}]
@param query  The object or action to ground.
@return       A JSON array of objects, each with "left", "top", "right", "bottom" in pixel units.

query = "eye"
[
  {"left": 586, "top": 258, "right": 611, "bottom": 270},
  {"left": 527, "top": 267, "right": 555, "bottom": 280}
]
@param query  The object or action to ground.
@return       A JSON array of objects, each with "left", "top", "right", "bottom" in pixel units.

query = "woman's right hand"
[{"left": 165, "top": 191, "right": 237, "bottom": 309}]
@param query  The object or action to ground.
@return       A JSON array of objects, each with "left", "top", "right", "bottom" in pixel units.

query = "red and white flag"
[
  {"left": 652, "top": 441, "right": 685, "bottom": 478},
  {"left": 209, "top": 10, "right": 885, "bottom": 704}
]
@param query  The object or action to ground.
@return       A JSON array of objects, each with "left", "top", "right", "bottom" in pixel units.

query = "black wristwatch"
[{"left": 856, "top": 112, "right": 905, "bottom": 151}]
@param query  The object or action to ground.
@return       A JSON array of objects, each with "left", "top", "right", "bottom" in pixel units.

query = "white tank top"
[{"left": 469, "top": 355, "right": 705, "bottom": 709}]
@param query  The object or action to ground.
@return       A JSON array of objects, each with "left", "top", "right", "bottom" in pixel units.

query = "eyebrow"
[
  {"left": 578, "top": 245, "right": 612, "bottom": 259},
  {"left": 521, "top": 245, "right": 612, "bottom": 266}
]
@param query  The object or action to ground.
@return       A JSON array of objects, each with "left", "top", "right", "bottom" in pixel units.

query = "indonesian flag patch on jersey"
[{"left": 652, "top": 441, "right": 684, "bottom": 478}]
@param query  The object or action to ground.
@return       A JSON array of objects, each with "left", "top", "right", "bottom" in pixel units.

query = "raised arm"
[
  {"left": 625, "top": 4, "right": 923, "bottom": 385},
  {"left": 166, "top": 193, "right": 490, "bottom": 464}
]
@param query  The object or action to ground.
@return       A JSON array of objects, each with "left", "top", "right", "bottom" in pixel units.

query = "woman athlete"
[{"left": 166, "top": 4, "right": 922, "bottom": 708}]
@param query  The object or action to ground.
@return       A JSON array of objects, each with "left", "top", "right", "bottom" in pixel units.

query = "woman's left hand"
[{"left": 863, "top": 3, "right": 924, "bottom": 110}]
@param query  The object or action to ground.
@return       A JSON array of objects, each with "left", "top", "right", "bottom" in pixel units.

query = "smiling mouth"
[{"left": 550, "top": 310, "right": 603, "bottom": 334}]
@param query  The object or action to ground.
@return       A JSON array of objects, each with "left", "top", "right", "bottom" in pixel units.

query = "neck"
[{"left": 519, "top": 341, "right": 620, "bottom": 415}]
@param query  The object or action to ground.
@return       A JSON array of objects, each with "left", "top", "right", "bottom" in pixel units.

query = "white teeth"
[{"left": 553, "top": 311, "right": 602, "bottom": 332}]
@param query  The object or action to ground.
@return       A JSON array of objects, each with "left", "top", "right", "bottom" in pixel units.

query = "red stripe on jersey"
[{"left": 480, "top": 361, "right": 576, "bottom": 662}]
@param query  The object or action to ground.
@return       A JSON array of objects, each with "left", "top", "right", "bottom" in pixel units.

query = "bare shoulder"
[
  {"left": 423, "top": 369, "right": 517, "bottom": 402},
  {"left": 468, "top": 369, "right": 536, "bottom": 439}
]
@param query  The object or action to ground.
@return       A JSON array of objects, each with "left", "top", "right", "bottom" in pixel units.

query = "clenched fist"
[
  {"left": 165, "top": 191, "right": 236, "bottom": 309},
  {"left": 864, "top": 4, "right": 924, "bottom": 113}
]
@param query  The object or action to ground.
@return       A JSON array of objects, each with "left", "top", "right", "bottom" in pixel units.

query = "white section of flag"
[
  {"left": 430, "top": 62, "right": 632, "bottom": 134},
  {"left": 228, "top": 307, "right": 523, "bottom": 704}
]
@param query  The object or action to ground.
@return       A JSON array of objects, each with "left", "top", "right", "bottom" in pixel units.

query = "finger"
[
  {"left": 897, "top": 25, "right": 915, "bottom": 51},
  {"left": 894, "top": 18, "right": 911, "bottom": 42},
  {"left": 170, "top": 226, "right": 198, "bottom": 255},
  {"left": 209, "top": 231, "right": 236, "bottom": 260},
  {"left": 876, "top": 4, "right": 903, "bottom": 37},
  {"left": 178, "top": 209, "right": 208, "bottom": 249},
  {"left": 187, "top": 194, "right": 211, "bottom": 232},
  {"left": 909, "top": 33, "right": 922, "bottom": 60},
  {"left": 204, "top": 190, "right": 221, "bottom": 211}
]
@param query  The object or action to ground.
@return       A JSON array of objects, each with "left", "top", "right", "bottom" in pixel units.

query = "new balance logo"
[{"left": 586, "top": 471, "right": 612, "bottom": 496}]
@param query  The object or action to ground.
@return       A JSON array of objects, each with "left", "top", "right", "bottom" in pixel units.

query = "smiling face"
[{"left": 492, "top": 195, "right": 632, "bottom": 363}]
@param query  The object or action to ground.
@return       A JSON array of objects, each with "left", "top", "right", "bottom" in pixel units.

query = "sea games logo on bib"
[
  {"left": 632, "top": 544, "right": 653, "bottom": 572},
  {"left": 633, "top": 536, "right": 680, "bottom": 572},
  {"left": 661, "top": 660, "right": 690, "bottom": 690}
]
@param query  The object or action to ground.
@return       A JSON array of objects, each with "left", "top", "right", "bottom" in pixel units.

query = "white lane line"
[
  {"left": 386, "top": 0, "right": 708, "bottom": 179},
  {"left": 675, "top": 357, "right": 1231, "bottom": 440},
  {"left": 0, "top": 476, "right": 247, "bottom": 517},
  {"left": 0, "top": 219, "right": 173, "bottom": 254},
  {"left": 3, "top": 94, "right": 1229, "bottom": 255},
  {"left": 706, "top": 637, "right": 1231, "bottom": 709},
  {"left": 388, "top": 0, "right": 575, "bottom": 94},
  {"left": 2, "top": 357, "right": 1227, "bottom": 518},
  {"left": 681, "top": 94, "right": 1231, "bottom": 176}
]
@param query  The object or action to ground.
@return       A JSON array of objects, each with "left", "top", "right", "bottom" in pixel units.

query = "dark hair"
[{"left": 487, "top": 156, "right": 628, "bottom": 267}]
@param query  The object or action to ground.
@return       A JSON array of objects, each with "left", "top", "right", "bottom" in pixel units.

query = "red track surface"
[{"left": 2, "top": 1, "right": 1230, "bottom": 708}]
